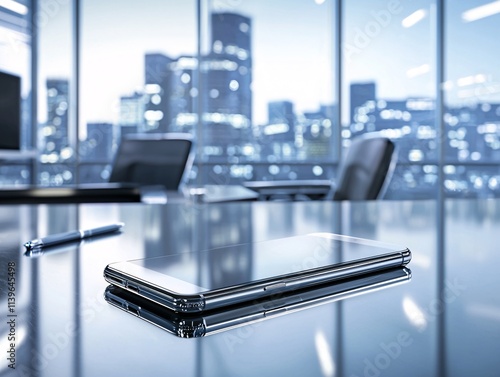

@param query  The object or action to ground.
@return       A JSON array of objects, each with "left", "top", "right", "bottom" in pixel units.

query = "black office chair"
[
  {"left": 109, "top": 133, "right": 194, "bottom": 191},
  {"left": 330, "top": 134, "right": 395, "bottom": 200},
  {"left": 244, "top": 134, "right": 395, "bottom": 201}
]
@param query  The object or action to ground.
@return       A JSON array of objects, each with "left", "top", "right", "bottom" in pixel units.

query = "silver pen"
[{"left": 24, "top": 223, "right": 124, "bottom": 250}]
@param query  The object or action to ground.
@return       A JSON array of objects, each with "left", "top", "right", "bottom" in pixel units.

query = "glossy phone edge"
[
  {"left": 104, "top": 247, "right": 411, "bottom": 313},
  {"left": 207, "top": 267, "right": 412, "bottom": 335},
  {"left": 104, "top": 266, "right": 207, "bottom": 312}
]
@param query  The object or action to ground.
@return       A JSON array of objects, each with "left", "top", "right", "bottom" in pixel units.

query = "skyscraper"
[
  {"left": 169, "top": 12, "right": 253, "bottom": 142},
  {"left": 302, "top": 105, "right": 336, "bottom": 160},
  {"left": 208, "top": 12, "right": 252, "bottom": 121},
  {"left": 82, "top": 122, "right": 114, "bottom": 162},
  {"left": 43, "top": 79, "right": 69, "bottom": 160},
  {"left": 169, "top": 56, "right": 198, "bottom": 133},
  {"left": 119, "top": 92, "right": 146, "bottom": 138},
  {"left": 192, "top": 12, "right": 254, "bottom": 158},
  {"left": 265, "top": 100, "right": 295, "bottom": 143},
  {"left": 350, "top": 82, "right": 376, "bottom": 126},
  {"left": 144, "top": 53, "right": 173, "bottom": 132}
]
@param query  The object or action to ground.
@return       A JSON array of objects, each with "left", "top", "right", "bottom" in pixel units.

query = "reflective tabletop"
[{"left": 1, "top": 199, "right": 499, "bottom": 377}]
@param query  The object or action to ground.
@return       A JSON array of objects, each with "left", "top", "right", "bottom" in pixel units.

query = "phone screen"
[{"left": 120, "top": 233, "right": 406, "bottom": 294}]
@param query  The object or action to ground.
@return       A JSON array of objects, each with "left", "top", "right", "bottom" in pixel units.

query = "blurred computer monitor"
[{"left": 0, "top": 71, "right": 21, "bottom": 150}]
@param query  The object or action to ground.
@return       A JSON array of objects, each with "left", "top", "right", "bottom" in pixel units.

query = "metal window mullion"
[
  {"left": 335, "top": 0, "right": 343, "bottom": 173},
  {"left": 195, "top": 0, "right": 203, "bottom": 186},
  {"left": 30, "top": 0, "right": 38, "bottom": 185},
  {"left": 435, "top": 1, "right": 446, "bottom": 376},
  {"left": 334, "top": 2, "right": 344, "bottom": 377},
  {"left": 73, "top": 0, "right": 80, "bottom": 184}
]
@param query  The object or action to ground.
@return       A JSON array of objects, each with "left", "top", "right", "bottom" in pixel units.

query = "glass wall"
[
  {"left": 343, "top": 0, "right": 437, "bottom": 199},
  {"left": 1, "top": 0, "right": 500, "bottom": 199},
  {"left": 36, "top": 0, "right": 75, "bottom": 186},
  {"left": 196, "top": 0, "right": 337, "bottom": 184},
  {"left": 77, "top": 0, "right": 336, "bottom": 185},
  {"left": 444, "top": 0, "right": 500, "bottom": 198},
  {"left": 79, "top": 0, "right": 197, "bottom": 184}
]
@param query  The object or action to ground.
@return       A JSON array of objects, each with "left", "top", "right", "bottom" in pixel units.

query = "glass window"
[
  {"left": 79, "top": 0, "right": 197, "bottom": 184},
  {"left": 37, "top": 0, "right": 75, "bottom": 186},
  {"left": 77, "top": 0, "right": 337, "bottom": 186},
  {"left": 444, "top": 0, "right": 500, "bottom": 198},
  {"left": 342, "top": 0, "right": 437, "bottom": 199},
  {"left": 8, "top": 0, "right": 500, "bottom": 199},
  {"left": 197, "top": 0, "right": 337, "bottom": 184}
]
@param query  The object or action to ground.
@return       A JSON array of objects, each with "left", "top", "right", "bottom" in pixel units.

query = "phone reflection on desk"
[{"left": 104, "top": 267, "right": 411, "bottom": 338}]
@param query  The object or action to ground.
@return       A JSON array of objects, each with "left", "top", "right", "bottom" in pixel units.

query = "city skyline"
[
  {"left": 38, "top": 71, "right": 500, "bottom": 197},
  {"left": 4, "top": 0, "right": 500, "bottom": 196},
  {"left": 39, "top": 0, "right": 333, "bottom": 128},
  {"left": 36, "top": 1, "right": 500, "bottom": 131}
]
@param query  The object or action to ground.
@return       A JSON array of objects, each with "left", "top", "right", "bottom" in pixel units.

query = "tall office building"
[
  {"left": 200, "top": 12, "right": 253, "bottom": 158},
  {"left": 144, "top": 53, "right": 173, "bottom": 132},
  {"left": 209, "top": 12, "right": 252, "bottom": 121},
  {"left": 268, "top": 100, "right": 295, "bottom": 125},
  {"left": 265, "top": 100, "right": 295, "bottom": 143},
  {"left": 111, "top": 12, "right": 255, "bottom": 166},
  {"left": 119, "top": 92, "right": 146, "bottom": 138},
  {"left": 302, "top": 105, "right": 336, "bottom": 159},
  {"left": 211, "top": 12, "right": 251, "bottom": 53},
  {"left": 169, "top": 56, "right": 198, "bottom": 133},
  {"left": 81, "top": 122, "right": 114, "bottom": 162},
  {"left": 350, "top": 82, "right": 376, "bottom": 127},
  {"left": 256, "top": 100, "right": 297, "bottom": 160},
  {"left": 42, "top": 79, "right": 69, "bottom": 160},
  {"left": 474, "top": 103, "right": 500, "bottom": 161},
  {"left": 169, "top": 12, "right": 254, "bottom": 158}
]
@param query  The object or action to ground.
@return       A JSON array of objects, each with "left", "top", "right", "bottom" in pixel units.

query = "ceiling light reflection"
[
  {"left": 467, "top": 304, "right": 500, "bottom": 321},
  {"left": 462, "top": 0, "right": 500, "bottom": 22},
  {"left": 406, "top": 64, "right": 430, "bottom": 78},
  {"left": 457, "top": 75, "right": 476, "bottom": 87},
  {"left": 409, "top": 253, "right": 431, "bottom": 269},
  {"left": 315, "top": 330, "right": 335, "bottom": 377},
  {"left": 402, "top": 296, "right": 427, "bottom": 331},
  {"left": 0, "top": 0, "right": 28, "bottom": 15},
  {"left": 402, "top": 9, "right": 427, "bottom": 28}
]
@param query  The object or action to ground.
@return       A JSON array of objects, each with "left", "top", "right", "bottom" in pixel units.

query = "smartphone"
[
  {"left": 104, "top": 267, "right": 411, "bottom": 338},
  {"left": 104, "top": 233, "right": 411, "bottom": 313}
]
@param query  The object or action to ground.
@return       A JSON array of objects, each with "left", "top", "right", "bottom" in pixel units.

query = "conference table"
[{"left": 1, "top": 197, "right": 499, "bottom": 376}]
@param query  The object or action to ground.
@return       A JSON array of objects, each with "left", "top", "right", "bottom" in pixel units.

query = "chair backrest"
[
  {"left": 109, "top": 133, "right": 194, "bottom": 191},
  {"left": 333, "top": 134, "right": 395, "bottom": 200}
]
